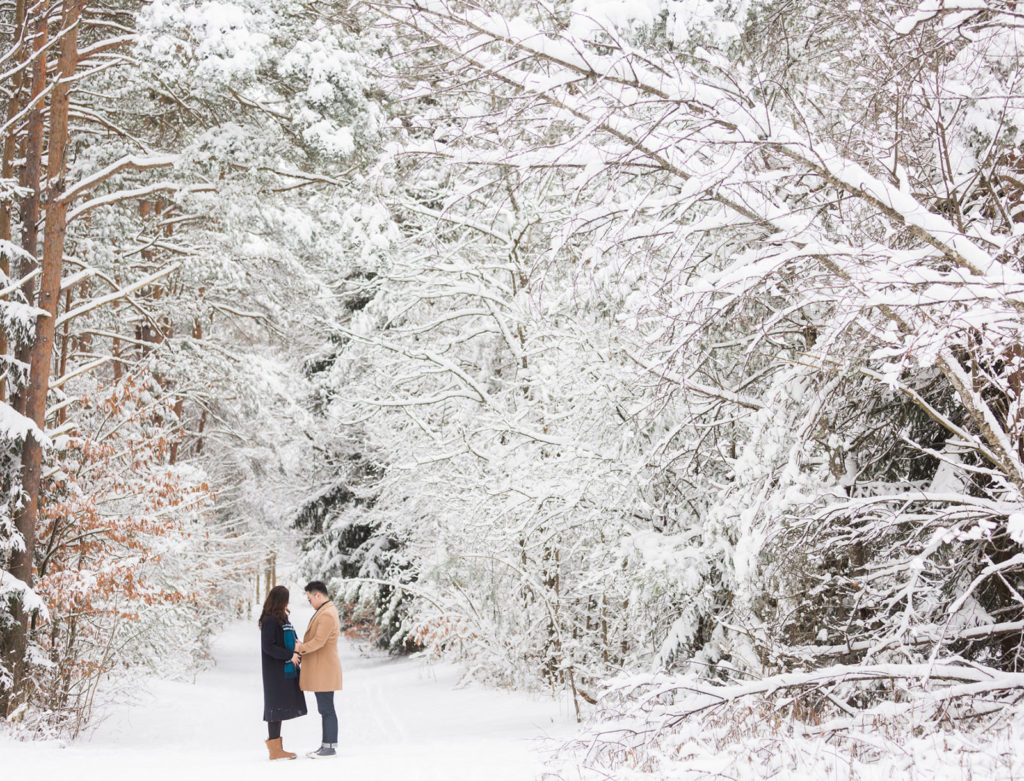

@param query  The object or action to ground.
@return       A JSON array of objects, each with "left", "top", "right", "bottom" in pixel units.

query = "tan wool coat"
[{"left": 296, "top": 600, "right": 343, "bottom": 692}]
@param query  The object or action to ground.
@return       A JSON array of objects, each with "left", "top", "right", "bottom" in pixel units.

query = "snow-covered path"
[{"left": 1, "top": 605, "right": 570, "bottom": 780}]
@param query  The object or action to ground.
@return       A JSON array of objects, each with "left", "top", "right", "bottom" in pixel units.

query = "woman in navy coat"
[{"left": 259, "top": 585, "right": 307, "bottom": 759}]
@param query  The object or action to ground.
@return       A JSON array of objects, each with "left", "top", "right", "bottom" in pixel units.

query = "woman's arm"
[{"left": 261, "top": 618, "right": 293, "bottom": 661}]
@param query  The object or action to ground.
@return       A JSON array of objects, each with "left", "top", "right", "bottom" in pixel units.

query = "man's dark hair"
[{"left": 305, "top": 580, "right": 329, "bottom": 597}]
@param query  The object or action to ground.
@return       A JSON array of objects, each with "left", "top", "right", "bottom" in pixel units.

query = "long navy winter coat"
[{"left": 260, "top": 614, "right": 308, "bottom": 722}]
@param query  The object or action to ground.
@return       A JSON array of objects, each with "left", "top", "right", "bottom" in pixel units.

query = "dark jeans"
[{"left": 315, "top": 691, "right": 338, "bottom": 744}]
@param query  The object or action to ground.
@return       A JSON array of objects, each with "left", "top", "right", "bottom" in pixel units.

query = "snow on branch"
[
  {"left": 59, "top": 154, "right": 179, "bottom": 204},
  {"left": 55, "top": 263, "right": 180, "bottom": 327},
  {"left": 565, "top": 661, "right": 1024, "bottom": 775},
  {"left": 0, "top": 570, "right": 49, "bottom": 620},
  {"left": 67, "top": 182, "right": 215, "bottom": 223}
]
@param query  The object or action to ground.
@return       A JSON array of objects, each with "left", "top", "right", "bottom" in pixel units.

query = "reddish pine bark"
[{"left": 6, "top": 0, "right": 85, "bottom": 712}]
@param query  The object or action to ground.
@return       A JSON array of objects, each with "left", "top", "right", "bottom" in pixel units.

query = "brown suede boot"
[{"left": 265, "top": 737, "right": 297, "bottom": 760}]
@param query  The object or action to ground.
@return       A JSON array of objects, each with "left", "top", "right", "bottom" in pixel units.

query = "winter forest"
[{"left": 2, "top": 0, "right": 1024, "bottom": 776}]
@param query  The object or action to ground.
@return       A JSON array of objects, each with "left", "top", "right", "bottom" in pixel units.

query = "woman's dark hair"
[{"left": 258, "top": 585, "right": 290, "bottom": 629}]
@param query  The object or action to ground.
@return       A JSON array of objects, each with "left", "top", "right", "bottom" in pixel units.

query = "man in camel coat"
[{"left": 296, "top": 580, "right": 343, "bottom": 759}]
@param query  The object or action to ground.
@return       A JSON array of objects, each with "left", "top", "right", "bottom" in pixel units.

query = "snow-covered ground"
[
  {"left": 0, "top": 600, "right": 572, "bottom": 780},
  {"left": 6, "top": 600, "right": 1023, "bottom": 781}
]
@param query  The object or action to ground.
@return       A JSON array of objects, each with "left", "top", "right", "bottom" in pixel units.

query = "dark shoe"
[{"left": 307, "top": 744, "right": 337, "bottom": 759}]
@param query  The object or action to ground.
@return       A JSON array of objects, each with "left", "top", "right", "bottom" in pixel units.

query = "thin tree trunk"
[
  {"left": 0, "top": 0, "right": 29, "bottom": 403},
  {"left": 168, "top": 397, "right": 184, "bottom": 464},
  {"left": 56, "top": 289, "right": 71, "bottom": 427},
  {"left": 194, "top": 407, "right": 207, "bottom": 455},
  {"left": 112, "top": 333, "right": 122, "bottom": 381},
  {"left": 11, "top": 2, "right": 49, "bottom": 419}
]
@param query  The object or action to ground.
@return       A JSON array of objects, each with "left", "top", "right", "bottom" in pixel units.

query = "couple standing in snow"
[{"left": 258, "top": 581, "right": 344, "bottom": 760}]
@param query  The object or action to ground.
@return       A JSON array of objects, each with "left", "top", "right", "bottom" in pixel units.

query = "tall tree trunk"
[
  {"left": 1, "top": 0, "right": 49, "bottom": 717},
  {"left": 6, "top": 0, "right": 84, "bottom": 714},
  {"left": 0, "top": 0, "right": 29, "bottom": 404},
  {"left": 12, "top": 2, "right": 49, "bottom": 418}
]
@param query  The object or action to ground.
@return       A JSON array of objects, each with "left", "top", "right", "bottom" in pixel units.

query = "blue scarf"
[{"left": 283, "top": 620, "right": 299, "bottom": 679}]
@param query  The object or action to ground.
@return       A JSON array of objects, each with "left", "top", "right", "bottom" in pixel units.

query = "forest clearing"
[{"left": 3, "top": 0, "right": 1024, "bottom": 777}]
